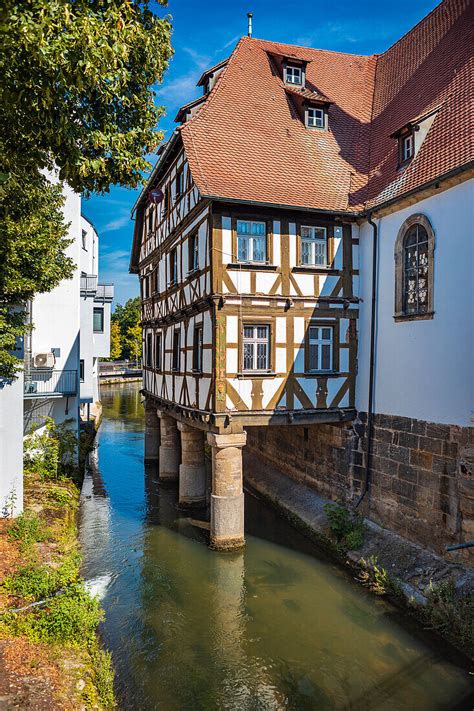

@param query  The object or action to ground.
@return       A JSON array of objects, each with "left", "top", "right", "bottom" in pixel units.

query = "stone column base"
[
  {"left": 158, "top": 412, "right": 180, "bottom": 482},
  {"left": 207, "top": 431, "right": 247, "bottom": 552},
  {"left": 177, "top": 422, "right": 207, "bottom": 507},
  {"left": 144, "top": 401, "right": 160, "bottom": 463},
  {"left": 209, "top": 493, "right": 245, "bottom": 550}
]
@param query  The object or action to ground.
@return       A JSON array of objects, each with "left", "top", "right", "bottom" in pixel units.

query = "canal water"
[{"left": 79, "top": 383, "right": 473, "bottom": 710}]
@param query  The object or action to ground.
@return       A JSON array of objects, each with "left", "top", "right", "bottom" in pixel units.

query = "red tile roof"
[{"left": 172, "top": 0, "right": 472, "bottom": 214}]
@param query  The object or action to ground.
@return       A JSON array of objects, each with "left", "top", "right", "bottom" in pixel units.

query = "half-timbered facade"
[{"left": 130, "top": 0, "right": 473, "bottom": 554}]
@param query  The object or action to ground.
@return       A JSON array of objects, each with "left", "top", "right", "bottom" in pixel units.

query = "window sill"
[
  {"left": 227, "top": 263, "right": 278, "bottom": 271},
  {"left": 305, "top": 370, "right": 340, "bottom": 377},
  {"left": 292, "top": 266, "right": 336, "bottom": 274},
  {"left": 394, "top": 311, "right": 434, "bottom": 322},
  {"left": 191, "top": 369, "right": 203, "bottom": 374},
  {"left": 237, "top": 371, "right": 276, "bottom": 379}
]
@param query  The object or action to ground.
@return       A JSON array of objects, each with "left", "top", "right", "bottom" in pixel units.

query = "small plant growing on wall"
[{"left": 323, "top": 503, "right": 366, "bottom": 551}]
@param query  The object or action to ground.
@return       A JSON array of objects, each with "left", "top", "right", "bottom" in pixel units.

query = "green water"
[{"left": 79, "top": 383, "right": 473, "bottom": 710}]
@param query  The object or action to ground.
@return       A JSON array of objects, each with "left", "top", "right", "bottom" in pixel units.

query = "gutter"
[{"left": 355, "top": 212, "right": 378, "bottom": 509}]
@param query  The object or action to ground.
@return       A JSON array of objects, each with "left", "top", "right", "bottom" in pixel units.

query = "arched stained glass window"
[
  {"left": 403, "top": 223, "right": 429, "bottom": 315},
  {"left": 394, "top": 214, "right": 435, "bottom": 321}
]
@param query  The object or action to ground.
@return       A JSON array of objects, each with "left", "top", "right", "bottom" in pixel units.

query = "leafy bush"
[
  {"left": 3, "top": 552, "right": 80, "bottom": 601},
  {"left": 24, "top": 417, "right": 78, "bottom": 479},
  {"left": 1, "top": 586, "right": 103, "bottom": 648},
  {"left": 8, "top": 511, "right": 49, "bottom": 550},
  {"left": 48, "top": 486, "right": 73, "bottom": 508},
  {"left": 90, "top": 648, "right": 116, "bottom": 709},
  {"left": 422, "top": 578, "right": 474, "bottom": 656},
  {"left": 323, "top": 503, "right": 365, "bottom": 550}
]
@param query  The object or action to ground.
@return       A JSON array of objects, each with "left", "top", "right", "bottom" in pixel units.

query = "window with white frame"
[
  {"left": 285, "top": 65, "right": 302, "bottom": 85},
  {"left": 401, "top": 133, "right": 414, "bottom": 163},
  {"left": 307, "top": 107, "right": 325, "bottom": 128},
  {"left": 146, "top": 333, "right": 152, "bottom": 368},
  {"left": 193, "top": 324, "right": 203, "bottom": 372},
  {"left": 307, "top": 326, "right": 333, "bottom": 371},
  {"left": 243, "top": 325, "right": 270, "bottom": 372},
  {"left": 237, "top": 220, "right": 266, "bottom": 263},
  {"left": 188, "top": 232, "right": 199, "bottom": 273},
  {"left": 172, "top": 329, "right": 181, "bottom": 371},
  {"left": 155, "top": 332, "right": 162, "bottom": 371},
  {"left": 169, "top": 248, "right": 178, "bottom": 286},
  {"left": 300, "top": 226, "right": 327, "bottom": 266}
]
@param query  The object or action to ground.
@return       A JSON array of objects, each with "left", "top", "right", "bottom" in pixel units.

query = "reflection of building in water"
[{"left": 79, "top": 444, "right": 112, "bottom": 555}]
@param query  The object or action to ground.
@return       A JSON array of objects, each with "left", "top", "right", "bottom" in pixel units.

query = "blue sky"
[{"left": 83, "top": 0, "right": 439, "bottom": 308}]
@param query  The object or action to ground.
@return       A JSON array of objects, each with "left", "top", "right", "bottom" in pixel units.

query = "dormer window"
[
  {"left": 400, "top": 132, "right": 414, "bottom": 164},
  {"left": 285, "top": 65, "right": 302, "bottom": 85},
  {"left": 306, "top": 106, "right": 325, "bottom": 129}
]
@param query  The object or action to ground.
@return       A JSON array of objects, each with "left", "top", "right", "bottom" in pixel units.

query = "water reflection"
[{"left": 79, "top": 383, "right": 473, "bottom": 710}]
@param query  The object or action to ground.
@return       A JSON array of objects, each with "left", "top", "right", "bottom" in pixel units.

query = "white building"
[
  {"left": 0, "top": 183, "right": 113, "bottom": 518},
  {"left": 79, "top": 215, "right": 114, "bottom": 421}
]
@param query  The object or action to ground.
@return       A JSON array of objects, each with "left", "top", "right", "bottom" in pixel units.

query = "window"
[
  {"left": 162, "top": 187, "right": 169, "bottom": 217},
  {"left": 300, "top": 226, "right": 327, "bottom": 266},
  {"left": 193, "top": 324, "right": 203, "bottom": 372},
  {"left": 80, "top": 359, "right": 84, "bottom": 382},
  {"left": 307, "top": 326, "right": 333, "bottom": 371},
  {"left": 172, "top": 329, "right": 181, "bottom": 371},
  {"left": 147, "top": 209, "right": 154, "bottom": 234},
  {"left": 93, "top": 307, "right": 104, "bottom": 333},
  {"left": 146, "top": 333, "right": 152, "bottom": 367},
  {"left": 285, "top": 65, "right": 302, "bottom": 85},
  {"left": 307, "top": 107, "right": 325, "bottom": 129},
  {"left": 237, "top": 220, "right": 266, "bottom": 263},
  {"left": 175, "top": 169, "right": 184, "bottom": 200},
  {"left": 243, "top": 325, "right": 270, "bottom": 372},
  {"left": 155, "top": 333, "right": 162, "bottom": 371},
  {"left": 169, "top": 248, "right": 178, "bottom": 286},
  {"left": 81, "top": 230, "right": 87, "bottom": 250},
  {"left": 188, "top": 233, "right": 199, "bottom": 273},
  {"left": 400, "top": 133, "right": 414, "bottom": 163},
  {"left": 394, "top": 214, "right": 435, "bottom": 320}
]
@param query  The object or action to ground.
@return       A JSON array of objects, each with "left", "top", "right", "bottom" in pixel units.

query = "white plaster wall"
[
  {"left": 0, "top": 373, "right": 24, "bottom": 517},
  {"left": 31, "top": 182, "right": 81, "bottom": 434},
  {"left": 356, "top": 179, "right": 473, "bottom": 426}
]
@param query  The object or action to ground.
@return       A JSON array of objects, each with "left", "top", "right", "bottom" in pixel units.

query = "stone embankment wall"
[{"left": 246, "top": 415, "right": 473, "bottom": 560}]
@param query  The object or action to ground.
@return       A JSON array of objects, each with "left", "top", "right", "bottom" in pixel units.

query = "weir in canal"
[{"left": 79, "top": 383, "right": 473, "bottom": 710}]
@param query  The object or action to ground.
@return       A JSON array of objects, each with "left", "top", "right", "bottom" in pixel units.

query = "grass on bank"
[{"left": 0, "top": 419, "right": 115, "bottom": 709}]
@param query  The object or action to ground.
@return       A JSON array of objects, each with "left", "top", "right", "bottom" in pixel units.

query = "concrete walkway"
[{"left": 243, "top": 450, "right": 474, "bottom": 602}]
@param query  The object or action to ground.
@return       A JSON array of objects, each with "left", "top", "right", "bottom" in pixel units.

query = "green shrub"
[
  {"left": 8, "top": 511, "right": 49, "bottom": 550},
  {"left": 24, "top": 417, "right": 78, "bottom": 480},
  {"left": 91, "top": 648, "right": 115, "bottom": 709},
  {"left": 323, "top": 503, "right": 365, "bottom": 550},
  {"left": 2, "top": 553, "right": 80, "bottom": 601},
  {"left": 48, "top": 486, "right": 73, "bottom": 507},
  {"left": 422, "top": 578, "right": 474, "bottom": 656}
]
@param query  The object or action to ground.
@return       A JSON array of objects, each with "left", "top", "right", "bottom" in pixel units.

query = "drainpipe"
[{"left": 355, "top": 212, "right": 378, "bottom": 509}]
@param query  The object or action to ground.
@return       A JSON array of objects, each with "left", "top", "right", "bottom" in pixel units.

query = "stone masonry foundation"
[{"left": 246, "top": 415, "right": 473, "bottom": 561}]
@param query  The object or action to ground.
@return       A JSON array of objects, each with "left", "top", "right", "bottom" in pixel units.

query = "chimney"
[{"left": 247, "top": 12, "right": 253, "bottom": 38}]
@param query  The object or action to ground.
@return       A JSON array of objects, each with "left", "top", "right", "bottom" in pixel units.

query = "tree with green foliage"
[
  {"left": 124, "top": 324, "right": 143, "bottom": 366},
  {"left": 109, "top": 321, "right": 122, "bottom": 361},
  {"left": 0, "top": 0, "right": 172, "bottom": 379},
  {"left": 111, "top": 297, "right": 141, "bottom": 360}
]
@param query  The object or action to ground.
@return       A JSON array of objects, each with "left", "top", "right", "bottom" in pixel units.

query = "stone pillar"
[
  {"left": 177, "top": 422, "right": 207, "bottom": 508},
  {"left": 158, "top": 412, "right": 180, "bottom": 482},
  {"left": 207, "top": 431, "right": 247, "bottom": 551},
  {"left": 144, "top": 400, "right": 160, "bottom": 462}
]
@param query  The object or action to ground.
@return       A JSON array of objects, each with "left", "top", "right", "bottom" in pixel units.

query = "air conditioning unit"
[{"left": 33, "top": 352, "right": 55, "bottom": 368}]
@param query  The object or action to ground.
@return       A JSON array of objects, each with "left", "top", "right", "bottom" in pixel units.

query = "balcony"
[
  {"left": 24, "top": 369, "right": 78, "bottom": 398},
  {"left": 80, "top": 274, "right": 98, "bottom": 296},
  {"left": 95, "top": 283, "right": 114, "bottom": 302}
]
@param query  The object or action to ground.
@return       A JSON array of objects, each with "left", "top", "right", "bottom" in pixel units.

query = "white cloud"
[{"left": 100, "top": 212, "right": 131, "bottom": 234}]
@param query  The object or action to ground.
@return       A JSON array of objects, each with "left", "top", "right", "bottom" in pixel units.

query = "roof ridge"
[
  {"left": 379, "top": 0, "right": 445, "bottom": 58},
  {"left": 252, "top": 36, "right": 377, "bottom": 60}
]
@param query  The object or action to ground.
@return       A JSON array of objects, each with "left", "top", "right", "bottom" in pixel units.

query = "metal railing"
[
  {"left": 95, "top": 283, "right": 114, "bottom": 300},
  {"left": 80, "top": 274, "right": 98, "bottom": 295},
  {"left": 24, "top": 369, "right": 78, "bottom": 397}
]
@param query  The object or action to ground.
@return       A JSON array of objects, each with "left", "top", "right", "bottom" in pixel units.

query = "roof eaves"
[{"left": 196, "top": 57, "right": 229, "bottom": 87}]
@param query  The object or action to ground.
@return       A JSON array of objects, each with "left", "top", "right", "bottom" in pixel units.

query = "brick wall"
[{"left": 246, "top": 415, "right": 473, "bottom": 559}]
